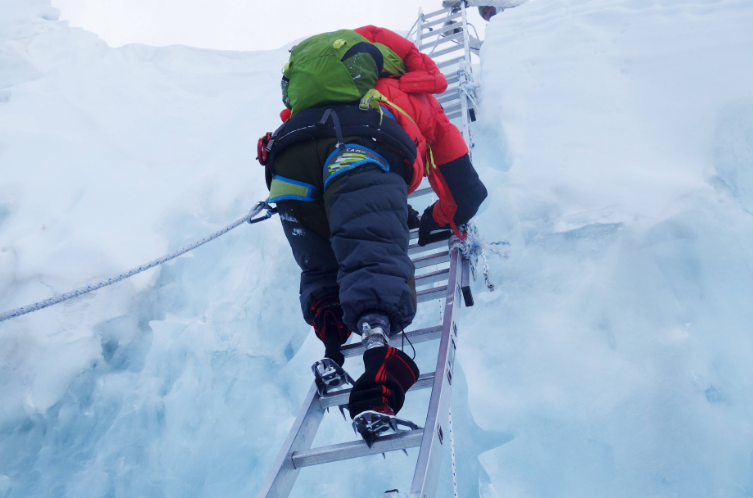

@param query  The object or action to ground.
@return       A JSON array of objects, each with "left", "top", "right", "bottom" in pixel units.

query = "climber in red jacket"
[
  {"left": 278, "top": 26, "right": 486, "bottom": 245},
  {"left": 354, "top": 25, "right": 486, "bottom": 245}
]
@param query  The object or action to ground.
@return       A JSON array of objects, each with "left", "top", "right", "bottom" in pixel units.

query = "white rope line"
[
  {"left": 0, "top": 202, "right": 272, "bottom": 323},
  {"left": 449, "top": 407, "right": 459, "bottom": 498},
  {"left": 405, "top": 16, "right": 420, "bottom": 42}
]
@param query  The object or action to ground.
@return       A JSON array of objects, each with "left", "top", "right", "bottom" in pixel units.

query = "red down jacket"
[{"left": 354, "top": 26, "right": 482, "bottom": 237}]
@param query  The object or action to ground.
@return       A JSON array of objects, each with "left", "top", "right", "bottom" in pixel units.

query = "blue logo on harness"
[{"left": 323, "top": 144, "right": 390, "bottom": 190}]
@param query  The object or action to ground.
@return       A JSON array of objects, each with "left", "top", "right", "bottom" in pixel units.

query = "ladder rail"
[
  {"left": 255, "top": 384, "right": 325, "bottom": 498},
  {"left": 459, "top": 3, "right": 473, "bottom": 147},
  {"left": 409, "top": 249, "right": 463, "bottom": 498},
  {"left": 415, "top": 8, "right": 424, "bottom": 50}
]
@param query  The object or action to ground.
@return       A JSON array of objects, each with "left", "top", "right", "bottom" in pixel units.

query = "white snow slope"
[{"left": 2, "top": 0, "right": 753, "bottom": 496}]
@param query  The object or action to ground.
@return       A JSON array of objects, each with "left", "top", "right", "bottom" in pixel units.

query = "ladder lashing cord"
[
  {"left": 0, "top": 200, "right": 277, "bottom": 323},
  {"left": 457, "top": 68, "right": 480, "bottom": 111},
  {"left": 450, "top": 222, "right": 509, "bottom": 291}
]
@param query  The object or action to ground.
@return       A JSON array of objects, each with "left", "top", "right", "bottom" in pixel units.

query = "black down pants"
[{"left": 273, "top": 137, "right": 417, "bottom": 334}]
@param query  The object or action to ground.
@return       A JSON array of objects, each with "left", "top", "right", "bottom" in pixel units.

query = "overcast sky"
[{"left": 51, "top": 0, "right": 489, "bottom": 52}]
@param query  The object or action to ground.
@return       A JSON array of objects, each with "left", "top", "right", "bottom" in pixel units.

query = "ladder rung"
[
  {"left": 320, "top": 372, "right": 436, "bottom": 409},
  {"left": 412, "top": 251, "right": 450, "bottom": 269},
  {"left": 341, "top": 325, "right": 442, "bottom": 359},
  {"left": 442, "top": 102, "right": 462, "bottom": 114},
  {"left": 446, "top": 111, "right": 462, "bottom": 120},
  {"left": 408, "top": 239, "right": 446, "bottom": 255},
  {"left": 436, "top": 56, "right": 464, "bottom": 70},
  {"left": 408, "top": 186, "right": 433, "bottom": 199},
  {"left": 437, "top": 93, "right": 459, "bottom": 105},
  {"left": 417, "top": 285, "right": 447, "bottom": 303},
  {"left": 291, "top": 429, "right": 424, "bottom": 468},
  {"left": 416, "top": 268, "right": 450, "bottom": 287},
  {"left": 421, "top": 22, "right": 463, "bottom": 40},
  {"left": 422, "top": 6, "right": 452, "bottom": 19},
  {"left": 445, "top": 73, "right": 459, "bottom": 85},
  {"left": 410, "top": 228, "right": 418, "bottom": 240},
  {"left": 436, "top": 84, "right": 459, "bottom": 99},
  {"left": 430, "top": 43, "right": 464, "bottom": 59},
  {"left": 421, "top": 12, "right": 461, "bottom": 30},
  {"left": 428, "top": 31, "right": 465, "bottom": 48}
]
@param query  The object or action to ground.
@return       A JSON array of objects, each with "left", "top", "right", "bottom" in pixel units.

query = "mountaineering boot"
[
  {"left": 312, "top": 358, "right": 355, "bottom": 396},
  {"left": 348, "top": 344, "right": 419, "bottom": 417},
  {"left": 311, "top": 295, "right": 351, "bottom": 367},
  {"left": 352, "top": 410, "right": 420, "bottom": 448}
]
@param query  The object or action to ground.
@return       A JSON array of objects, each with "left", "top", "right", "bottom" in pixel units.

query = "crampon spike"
[{"left": 352, "top": 410, "right": 421, "bottom": 449}]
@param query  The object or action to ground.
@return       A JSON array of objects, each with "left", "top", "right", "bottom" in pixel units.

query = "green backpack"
[{"left": 282, "top": 29, "right": 406, "bottom": 116}]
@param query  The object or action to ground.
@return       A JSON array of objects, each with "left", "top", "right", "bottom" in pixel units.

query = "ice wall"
[
  {"left": 1, "top": 0, "right": 753, "bottom": 496},
  {"left": 469, "top": 0, "right": 753, "bottom": 495}
]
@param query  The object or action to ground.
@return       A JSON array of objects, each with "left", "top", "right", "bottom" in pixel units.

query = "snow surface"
[{"left": 2, "top": 0, "right": 753, "bottom": 496}]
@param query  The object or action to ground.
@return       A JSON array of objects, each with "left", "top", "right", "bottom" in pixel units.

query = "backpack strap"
[{"left": 319, "top": 108, "right": 345, "bottom": 148}]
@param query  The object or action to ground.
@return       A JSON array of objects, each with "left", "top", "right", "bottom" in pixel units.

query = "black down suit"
[{"left": 264, "top": 105, "right": 418, "bottom": 333}]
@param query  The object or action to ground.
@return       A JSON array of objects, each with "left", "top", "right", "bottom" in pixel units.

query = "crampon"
[
  {"left": 352, "top": 410, "right": 421, "bottom": 449},
  {"left": 311, "top": 358, "right": 355, "bottom": 396}
]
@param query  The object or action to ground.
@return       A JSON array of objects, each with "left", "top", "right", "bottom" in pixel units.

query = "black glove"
[
  {"left": 418, "top": 203, "right": 453, "bottom": 247},
  {"left": 407, "top": 204, "right": 421, "bottom": 230}
]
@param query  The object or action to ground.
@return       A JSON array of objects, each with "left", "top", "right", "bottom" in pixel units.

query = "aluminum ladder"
[
  {"left": 407, "top": 1, "right": 480, "bottom": 154},
  {"left": 256, "top": 6, "right": 480, "bottom": 497},
  {"left": 255, "top": 222, "right": 475, "bottom": 498}
]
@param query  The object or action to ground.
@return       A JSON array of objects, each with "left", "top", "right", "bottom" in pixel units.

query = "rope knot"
[{"left": 449, "top": 222, "right": 509, "bottom": 291}]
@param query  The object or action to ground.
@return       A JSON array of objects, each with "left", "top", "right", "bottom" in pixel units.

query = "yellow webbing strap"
[
  {"left": 425, "top": 143, "right": 437, "bottom": 175},
  {"left": 360, "top": 89, "right": 416, "bottom": 125}
]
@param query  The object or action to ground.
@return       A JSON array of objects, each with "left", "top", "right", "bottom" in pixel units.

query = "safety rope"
[
  {"left": 449, "top": 407, "right": 459, "bottom": 498},
  {"left": 450, "top": 221, "right": 509, "bottom": 291},
  {"left": 0, "top": 201, "right": 277, "bottom": 323}
]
